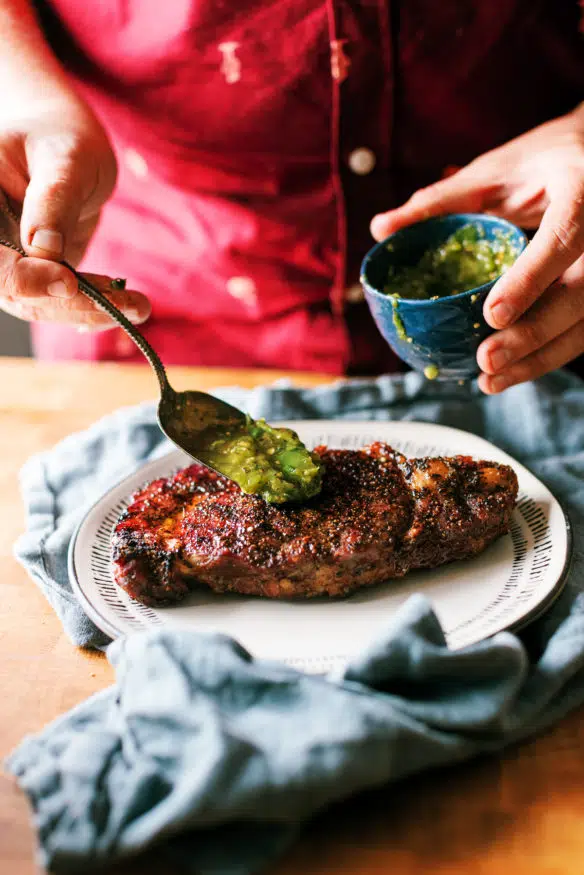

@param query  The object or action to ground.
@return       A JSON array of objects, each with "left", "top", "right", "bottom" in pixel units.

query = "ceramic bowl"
[{"left": 360, "top": 214, "right": 527, "bottom": 381}]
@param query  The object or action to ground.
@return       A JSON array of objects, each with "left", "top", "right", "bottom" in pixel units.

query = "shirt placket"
[{"left": 327, "top": 0, "right": 395, "bottom": 315}]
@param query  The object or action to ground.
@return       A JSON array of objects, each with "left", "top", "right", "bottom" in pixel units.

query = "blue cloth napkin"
[{"left": 8, "top": 370, "right": 584, "bottom": 875}]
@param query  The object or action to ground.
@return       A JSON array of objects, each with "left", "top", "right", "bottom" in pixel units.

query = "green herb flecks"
[{"left": 384, "top": 224, "right": 519, "bottom": 301}]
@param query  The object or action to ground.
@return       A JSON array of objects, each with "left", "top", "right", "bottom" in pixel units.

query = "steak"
[{"left": 112, "top": 442, "right": 518, "bottom": 605}]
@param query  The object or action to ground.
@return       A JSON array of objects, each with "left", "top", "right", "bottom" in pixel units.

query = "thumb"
[
  {"left": 370, "top": 166, "right": 489, "bottom": 242},
  {"left": 20, "top": 134, "right": 90, "bottom": 260}
]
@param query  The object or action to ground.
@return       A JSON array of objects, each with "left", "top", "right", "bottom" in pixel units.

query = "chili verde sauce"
[
  {"left": 203, "top": 416, "right": 323, "bottom": 504},
  {"left": 384, "top": 224, "right": 519, "bottom": 301}
]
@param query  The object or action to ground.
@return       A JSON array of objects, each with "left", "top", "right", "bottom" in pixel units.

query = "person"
[{"left": 0, "top": 0, "right": 583, "bottom": 394}]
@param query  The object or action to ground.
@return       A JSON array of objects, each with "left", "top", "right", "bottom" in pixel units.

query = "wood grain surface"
[{"left": 1, "top": 358, "right": 583, "bottom": 875}]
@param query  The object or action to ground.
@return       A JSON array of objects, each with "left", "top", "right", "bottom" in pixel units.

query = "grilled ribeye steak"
[{"left": 112, "top": 442, "right": 518, "bottom": 605}]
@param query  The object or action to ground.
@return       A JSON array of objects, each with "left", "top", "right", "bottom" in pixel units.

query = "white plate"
[{"left": 69, "top": 421, "right": 571, "bottom": 673}]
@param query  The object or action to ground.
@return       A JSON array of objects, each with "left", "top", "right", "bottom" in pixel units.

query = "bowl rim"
[{"left": 360, "top": 213, "right": 529, "bottom": 308}]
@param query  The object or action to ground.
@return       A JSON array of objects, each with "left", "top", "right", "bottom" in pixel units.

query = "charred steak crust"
[{"left": 112, "top": 442, "right": 518, "bottom": 605}]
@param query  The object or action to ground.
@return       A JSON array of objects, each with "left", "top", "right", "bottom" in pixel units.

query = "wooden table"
[{"left": 2, "top": 357, "right": 584, "bottom": 875}]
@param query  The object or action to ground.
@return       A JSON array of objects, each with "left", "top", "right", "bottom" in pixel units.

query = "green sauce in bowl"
[{"left": 384, "top": 223, "right": 519, "bottom": 301}]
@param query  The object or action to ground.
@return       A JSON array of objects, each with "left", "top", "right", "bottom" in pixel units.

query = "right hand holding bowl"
[{"left": 360, "top": 214, "right": 527, "bottom": 383}]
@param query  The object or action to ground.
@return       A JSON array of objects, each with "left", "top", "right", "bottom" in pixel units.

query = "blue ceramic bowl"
[{"left": 360, "top": 214, "right": 527, "bottom": 381}]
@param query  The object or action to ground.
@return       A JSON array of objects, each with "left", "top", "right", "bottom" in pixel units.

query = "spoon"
[{"left": 0, "top": 202, "right": 248, "bottom": 477}]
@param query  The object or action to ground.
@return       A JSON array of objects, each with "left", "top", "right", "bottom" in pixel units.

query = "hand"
[
  {"left": 370, "top": 104, "right": 584, "bottom": 393},
  {"left": 0, "top": 98, "right": 151, "bottom": 329}
]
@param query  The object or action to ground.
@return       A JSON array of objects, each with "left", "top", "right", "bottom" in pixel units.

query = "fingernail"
[
  {"left": 47, "top": 280, "right": 74, "bottom": 299},
  {"left": 124, "top": 309, "right": 144, "bottom": 323},
  {"left": 31, "top": 229, "right": 64, "bottom": 256},
  {"left": 489, "top": 301, "right": 517, "bottom": 328},
  {"left": 489, "top": 347, "right": 511, "bottom": 372},
  {"left": 489, "top": 374, "right": 510, "bottom": 393}
]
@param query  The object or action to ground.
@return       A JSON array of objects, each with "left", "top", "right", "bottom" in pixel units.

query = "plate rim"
[{"left": 68, "top": 419, "right": 573, "bottom": 648}]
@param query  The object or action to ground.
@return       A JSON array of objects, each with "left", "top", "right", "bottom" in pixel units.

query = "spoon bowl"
[{"left": 157, "top": 388, "right": 247, "bottom": 465}]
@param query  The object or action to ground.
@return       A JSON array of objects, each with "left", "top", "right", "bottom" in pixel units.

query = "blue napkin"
[{"left": 8, "top": 371, "right": 584, "bottom": 874}]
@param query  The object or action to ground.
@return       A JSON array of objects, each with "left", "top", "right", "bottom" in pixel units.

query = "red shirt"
[{"left": 32, "top": 0, "right": 584, "bottom": 375}]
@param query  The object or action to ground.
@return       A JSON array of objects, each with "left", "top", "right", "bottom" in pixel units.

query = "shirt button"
[
  {"left": 345, "top": 283, "right": 365, "bottom": 303},
  {"left": 124, "top": 149, "right": 149, "bottom": 178},
  {"left": 348, "top": 148, "right": 376, "bottom": 176},
  {"left": 226, "top": 276, "right": 257, "bottom": 305}
]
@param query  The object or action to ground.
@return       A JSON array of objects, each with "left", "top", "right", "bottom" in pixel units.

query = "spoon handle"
[
  {"left": 0, "top": 202, "right": 171, "bottom": 395},
  {"left": 69, "top": 267, "right": 170, "bottom": 394}
]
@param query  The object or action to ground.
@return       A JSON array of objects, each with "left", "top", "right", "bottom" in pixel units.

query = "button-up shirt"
[{"left": 31, "top": 0, "right": 584, "bottom": 374}]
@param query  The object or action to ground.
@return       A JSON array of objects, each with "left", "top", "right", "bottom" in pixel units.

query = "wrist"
[
  {"left": 0, "top": 91, "right": 104, "bottom": 152},
  {"left": 0, "top": 0, "right": 81, "bottom": 125}
]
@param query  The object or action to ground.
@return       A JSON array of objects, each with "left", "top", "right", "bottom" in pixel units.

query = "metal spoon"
[{"left": 0, "top": 202, "right": 248, "bottom": 477}]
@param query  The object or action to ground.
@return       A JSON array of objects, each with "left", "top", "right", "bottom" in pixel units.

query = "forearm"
[{"left": 0, "top": 0, "right": 79, "bottom": 120}]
